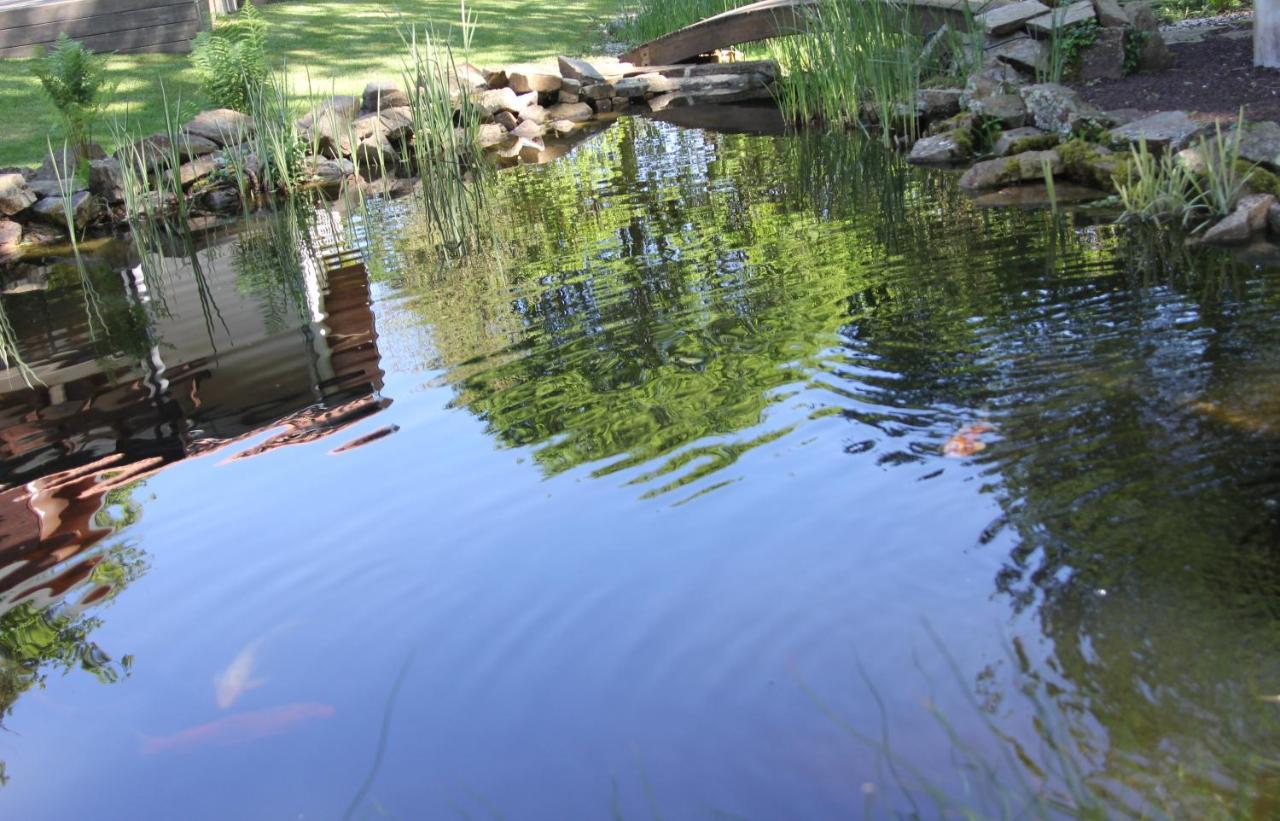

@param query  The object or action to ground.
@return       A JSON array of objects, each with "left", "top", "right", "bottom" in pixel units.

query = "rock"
[
  {"left": 521, "top": 104, "right": 549, "bottom": 124},
  {"left": 989, "top": 37, "right": 1048, "bottom": 75},
  {"left": 595, "top": 98, "right": 613, "bottom": 112},
  {"left": 960, "top": 149, "right": 1063, "bottom": 189},
  {"left": 196, "top": 185, "right": 240, "bottom": 213},
  {"left": 908, "top": 132, "right": 967, "bottom": 164},
  {"left": 644, "top": 74, "right": 772, "bottom": 110},
  {"left": 1104, "top": 108, "right": 1147, "bottom": 127},
  {"left": 549, "top": 119, "right": 578, "bottom": 136},
  {"left": 612, "top": 77, "right": 650, "bottom": 97},
  {"left": 1025, "top": 1, "right": 1096, "bottom": 36},
  {"left": 1199, "top": 194, "right": 1275, "bottom": 245},
  {"left": 353, "top": 137, "right": 399, "bottom": 180},
  {"left": 497, "top": 136, "right": 544, "bottom": 162},
  {"left": 494, "top": 110, "right": 519, "bottom": 130},
  {"left": 298, "top": 96, "right": 360, "bottom": 129},
  {"left": 968, "top": 93, "right": 1027, "bottom": 128},
  {"left": 378, "top": 107, "right": 415, "bottom": 143},
  {"left": 363, "top": 81, "right": 410, "bottom": 111},
  {"left": 508, "top": 68, "right": 562, "bottom": 94},
  {"left": 979, "top": 0, "right": 1050, "bottom": 35},
  {"left": 558, "top": 91, "right": 581, "bottom": 105},
  {"left": 511, "top": 119, "right": 543, "bottom": 139},
  {"left": 581, "top": 82, "right": 615, "bottom": 101},
  {"left": 27, "top": 180, "right": 63, "bottom": 198},
  {"left": 514, "top": 91, "right": 540, "bottom": 111},
  {"left": 611, "top": 96, "right": 630, "bottom": 110},
  {"left": 448, "top": 63, "right": 488, "bottom": 93},
  {"left": 483, "top": 67, "right": 508, "bottom": 88},
  {"left": 179, "top": 156, "right": 218, "bottom": 187},
  {"left": 1021, "top": 83, "right": 1110, "bottom": 136},
  {"left": 970, "top": 180, "right": 1107, "bottom": 207},
  {"left": 1128, "top": 3, "right": 1172, "bottom": 71},
  {"left": 30, "top": 190, "right": 100, "bottom": 231},
  {"left": 962, "top": 63, "right": 1024, "bottom": 107},
  {"left": 1234, "top": 121, "right": 1280, "bottom": 172},
  {"left": 476, "top": 87, "right": 520, "bottom": 115},
  {"left": 1108, "top": 111, "right": 1204, "bottom": 153},
  {"left": 1269, "top": 201, "right": 1280, "bottom": 236},
  {"left": 183, "top": 109, "right": 255, "bottom": 146},
  {"left": 305, "top": 157, "right": 355, "bottom": 190},
  {"left": 0, "top": 173, "right": 37, "bottom": 216},
  {"left": 993, "top": 126, "right": 1056, "bottom": 156},
  {"left": 1078, "top": 28, "right": 1126, "bottom": 82},
  {"left": 562, "top": 78, "right": 582, "bottom": 95},
  {"left": 558, "top": 56, "right": 605, "bottom": 83},
  {"left": 545, "top": 102, "right": 593, "bottom": 123},
  {"left": 916, "top": 88, "right": 962, "bottom": 121},
  {"left": 1092, "top": 0, "right": 1127, "bottom": 27},
  {"left": 477, "top": 123, "right": 512, "bottom": 149},
  {"left": 1059, "top": 139, "right": 1127, "bottom": 189},
  {"left": 0, "top": 219, "right": 20, "bottom": 265}
]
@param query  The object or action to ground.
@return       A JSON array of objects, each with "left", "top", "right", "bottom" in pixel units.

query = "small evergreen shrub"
[
  {"left": 29, "top": 34, "right": 110, "bottom": 153},
  {"left": 191, "top": 1, "right": 269, "bottom": 111}
]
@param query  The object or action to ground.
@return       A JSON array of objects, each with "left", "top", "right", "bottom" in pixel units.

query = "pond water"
[{"left": 2, "top": 115, "right": 1280, "bottom": 818}]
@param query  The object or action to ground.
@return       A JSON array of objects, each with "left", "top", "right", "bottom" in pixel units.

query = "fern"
[
  {"left": 191, "top": 1, "right": 269, "bottom": 111},
  {"left": 29, "top": 34, "right": 110, "bottom": 153}
]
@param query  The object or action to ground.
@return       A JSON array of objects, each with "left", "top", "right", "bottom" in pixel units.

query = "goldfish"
[
  {"left": 942, "top": 421, "right": 995, "bottom": 458},
  {"left": 140, "top": 703, "right": 335, "bottom": 754}
]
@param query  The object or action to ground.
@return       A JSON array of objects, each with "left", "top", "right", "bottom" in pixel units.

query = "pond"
[{"left": 2, "top": 114, "right": 1280, "bottom": 818}]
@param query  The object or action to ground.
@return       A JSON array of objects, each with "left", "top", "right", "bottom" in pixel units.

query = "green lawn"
[{"left": 0, "top": 0, "right": 619, "bottom": 167}]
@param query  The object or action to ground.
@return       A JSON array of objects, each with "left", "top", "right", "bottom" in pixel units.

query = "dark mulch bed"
[{"left": 1072, "top": 24, "right": 1280, "bottom": 122}]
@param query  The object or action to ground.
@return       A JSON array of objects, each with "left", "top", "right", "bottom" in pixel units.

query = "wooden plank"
[
  {"left": 0, "top": 0, "right": 176, "bottom": 30},
  {"left": 0, "top": 17, "right": 198, "bottom": 56},
  {"left": 0, "top": 3, "right": 196, "bottom": 47}
]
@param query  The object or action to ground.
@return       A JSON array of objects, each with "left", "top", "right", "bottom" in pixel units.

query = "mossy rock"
[
  {"left": 1058, "top": 138, "right": 1131, "bottom": 192},
  {"left": 1007, "top": 134, "right": 1061, "bottom": 154},
  {"left": 1241, "top": 162, "right": 1280, "bottom": 198}
]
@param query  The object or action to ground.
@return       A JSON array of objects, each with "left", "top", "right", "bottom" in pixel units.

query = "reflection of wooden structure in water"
[{"left": 0, "top": 230, "right": 392, "bottom": 616}]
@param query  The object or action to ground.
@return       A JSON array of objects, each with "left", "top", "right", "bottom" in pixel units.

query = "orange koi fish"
[
  {"left": 942, "top": 422, "right": 995, "bottom": 458},
  {"left": 140, "top": 702, "right": 334, "bottom": 754}
]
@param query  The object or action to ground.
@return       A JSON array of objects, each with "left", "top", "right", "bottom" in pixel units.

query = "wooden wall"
[{"left": 0, "top": 0, "right": 203, "bottom": 58}]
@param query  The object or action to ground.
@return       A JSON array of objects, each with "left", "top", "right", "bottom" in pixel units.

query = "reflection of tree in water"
[
  {"left": 0, "top": 468, "right": 152, "bottom": 787},
  {"left": 396, "top": 119, "right": 1280, "bottom": 813}
]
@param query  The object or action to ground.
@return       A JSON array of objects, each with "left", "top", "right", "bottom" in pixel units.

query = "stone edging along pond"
[{"left": 3, "top": 18, "right": 1280, "bottom": 273}]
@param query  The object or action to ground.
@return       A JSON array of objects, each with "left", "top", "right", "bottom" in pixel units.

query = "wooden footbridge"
[{"left": 621, "top": 0, "right": 989, "bottom": 66}]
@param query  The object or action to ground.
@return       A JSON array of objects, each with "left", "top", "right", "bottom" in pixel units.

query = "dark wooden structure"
[
  {"left": 0, "top": 0, "right": 202, "bottom": 58},
  {"left": 621, "top": 0, "right": 988, "bottom": 66}
]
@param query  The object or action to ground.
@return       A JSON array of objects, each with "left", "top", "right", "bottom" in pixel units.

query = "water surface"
[{"left": 2, "top": 117, "right": 1280, "bottom": 818}]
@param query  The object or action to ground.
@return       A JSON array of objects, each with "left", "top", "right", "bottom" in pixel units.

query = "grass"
[{"left": 0, "top": 0, "right": 618, "bottom": 167}]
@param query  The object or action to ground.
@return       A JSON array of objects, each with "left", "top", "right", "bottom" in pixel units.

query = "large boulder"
[
  {"left": 353, "top": 136, "right": 399, "bottom": 180},
  {"left": 968, "top": 93, "right": 1027, "bottom": 128},
  {"left": 1199, "top": 194, "right": 1275, "bottom": 245},
  {"left": 979, "top": 0, "right": 1050, "bottom": 35},
  {"left": 907, "top": 132, "right": 967, "bottom": 164},
  {"left": 1128, "top": 3, "right": 1172, "bottom": 71},
  {"left": 1108, "top": 111, "right": 1205, "bottom": 153},
  {"left": 30, "top": 190, "right": 101, "bottom": 232},
  {"left": 1078, "top": 28, "right": 1126, "bottom": 82},
  {"left": 1020, "top": 83, "right": 1110, "bottom": 135},
  {"left": 363, "top": 81, "right": 410, "bottom": 112},
  {"left": 1233, "top": 121, "right": 1280, "bottom": 172},
  {"left": 558, "top": 56, "right": 605, "bottom": 83},
  {"left": 183, "top": 109, "right": 255, "bottom": 147},
  {"left": 89, "top": 158, "right": 126, "bottom": 203},
  {"left": 0, "top": 173, "right": 37, "bottom": 216},
  {"left": 960, "top": 149, "right": 1063, "bottom": 190}
]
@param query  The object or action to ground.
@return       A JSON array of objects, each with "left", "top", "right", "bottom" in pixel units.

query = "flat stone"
[
  {"left": 989, "top": 37, "right": 1048, "bottom": 75},
  {"left": 1026, "top": 1, "right": 1096, "bottom": 36},
  {"left": 558, "top": 56, "right": 605, "bottom": 83},
  {"left": 511, "top": 119, "right": 543, "bottom": 139},
  {"left": 581, "top": 82, "right": 615, "bottom": 101},
  {"left": 960, "top": 149, "right": 1063, "bottom": 189},
  {"left": 557, "top": 90, "right": 581, "bottom": 105},
  {"left": 1234, "top": 121, "right": 1280, "bottom": 172},
  {"left": 1092, "top": 0, "right": 1127, "bottom": 26},
  {"left": 979, "top": 0, "right": 1050, "bottom": 35},
  {"left": 183, "top": 109, "right": 255, "bottom": 147},
  {"left": 30, "top": 190, "right": 100, "bottom": 231},
  {"left": 476, "top": 87, "right": 519, "bottom": 116},
  {"left": 962, "top": 63, "right": 1024, "bottom": 107},
  {"left": 970, "top": 180, "right": 1107, "bottom": 207},
  {"left": 363, "top": 81, "right": 410, "bottom": 112},
  {"left": 993, "top": 126, "right": 1055, "bottom": 156},
  {"left": 304, "top": 157, "right": 355, "bottom": 190},
  {"left": 508, "top": 68, "right": 561, "bottom": 94},
  {"left": 520, "top": 104, "right": 549, "bottom": 124},
  {"left": 561, "top": 78, "right": 582, "bottom": 95},
  {"left": 1108, "top": 111, "right": 1205, "bottom": 153},
  {"left": 549, "top": 119, "right": 578, "bottom": 136},
  {"left": 478, "top": 123, "right": 512, "bottom": 149},
  {"left": 1021, "top": 83, "right": 1110, "bottom": 136},
  {"left": 907, "top": 133, "right": 967, "bottom": 164},
  {"left": 448, "top": 63, "right": 488, "bottom": 93},
  {"left": 1078, "top": 28, "right": 1126, "bottom": 82},
  {"left": 179, "top": 156, "right": 219, "bottom": 187},
  {"left": 0, "top": 173, "right": 37, "bottom": 216},
  {"left": 494, "top": 110, "right": 519, "bottom": 130},
  {"left": 545, "top": 102, "right": 593, "bottom": 123},
  {"left": 1200, "top": 194, "right": 1275, "bottom": 245},
  {"left": 968, "top": 93, "right": 1027, "bottom": 128},
  {"left": 916, "top": 88, "right": 963, "bottom": 121}
]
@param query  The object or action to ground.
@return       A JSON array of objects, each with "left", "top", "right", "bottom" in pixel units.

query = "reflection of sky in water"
[{"left": 2, "top": 118, "right": 1280, "bottom": 817}]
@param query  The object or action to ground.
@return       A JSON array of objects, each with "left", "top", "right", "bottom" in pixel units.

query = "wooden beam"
[
  {"left": 0, "top": 3, "right": 197, "bottom": 46},
  {"left": 0, "top": 17, "right": 198, "bottom": 56}
]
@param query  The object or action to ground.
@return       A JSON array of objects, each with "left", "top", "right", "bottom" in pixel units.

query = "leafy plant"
[
  {"left": 1123, "top": 28, "right": 1151, "bottom": 75},
  {"left": 1116, "top": 138, "right": 1199, "bottom": 225},
  {"left": 28, "top": 34, "right": 111, "bottom": 154},
  {"left": 191, "top": 1, "right": 269, "bottom": 111},
  {"left": 1043, "top": 19, "right": 1100, "bottom": 83},
  {"left": 1192, "top": 113, "right": 1254, "bottom": 218}
]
